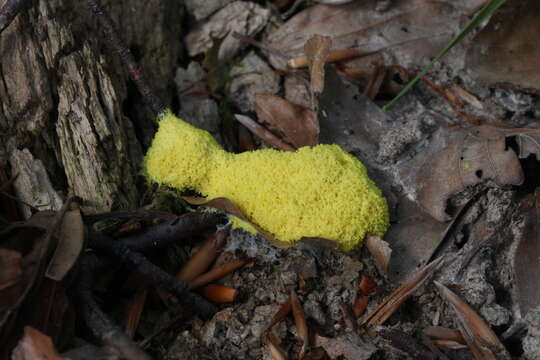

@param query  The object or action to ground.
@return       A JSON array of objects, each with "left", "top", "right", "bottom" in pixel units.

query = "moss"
[{"left": 145, "top": 110, "right": 389, "bottom": 251}]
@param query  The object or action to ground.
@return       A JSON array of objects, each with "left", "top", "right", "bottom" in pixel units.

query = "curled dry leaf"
[
  {"left": 466, "top": 0, "right": 540, "bottom": 94},
  {"left": 315, "top": 332, "right": 376, "bottom": 360},
  {"left": 0, "top": 249, "right": 22, "bottom": 290},
  {"left": 177, "top": 226, "right": 231, "bottom": 282},
  {"left": 11, "top": 326, "right": 66, "bottom": 360},
  {"left": 378, "top": 328, "right": 437, "bottom": 360},
  {"left": 264, "top": 332, "right": 288, "bottom": 360},
  {"left": 234, "top": 114, "right": 296, "bottom": 152},
  {"left": 263, "top": 300, "right": 292, "bottom": 335},
  {"left": 303, "top": 34, "right": 332, "bottom": 94},
  {"left": 123, "top": 287, "right": 148, "bottom": 338},
  {"left": 185, "top": 2, "right": 270, "bottom": 59},
  {"left": 397, "top": 126, "right": 527, "bottom": 222},
  {"left": 353, "top": 275, "right": 377, "bottom": 318},
  {"left": 201, "top": 284, "right": 238, "bottom": 303},
  {"left": 266, "top": 0, "right": 487, "bottom": 70},
  {"left": 434, "top": 281, "right": 508, "bottom": 360},
  {"left": 386, "top": 197, "right": 464, "bottom": 282},
  {"left": 364, "top": 235, "right": 391, "bottom": 275},
  {"left": 291, "top": 289, "right": 308, "bottom": 359},
  {"left": 363, "top": 256, "right": 444, "bottom": 328},
  {"left": 514, "top": 189, "right": 540, "bottom": 316},
  {"left": 254, "top": 94, "right": 319, "bottom": 148},
  {"left": 182, "top": 196, "right": 292, "bottom": 248},
  {"left": 423, "top": 326, "right": 465, "bottom": 344},
  {"left": 189, "top": 258, "right": 252, "bottom": 289},
  {"left": 288, "top": 48, "right": 368, "bottom": 69},
  {"left": 45, "top": 208, "right": 84, "bottom": 281}
]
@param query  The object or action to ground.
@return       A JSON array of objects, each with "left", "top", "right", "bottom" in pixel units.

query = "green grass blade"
[{"left": 382, "top": 0, "right": 506, "bottom": 111}]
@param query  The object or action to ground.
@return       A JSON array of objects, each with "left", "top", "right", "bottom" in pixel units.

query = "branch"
[{"left": 86, "top": 0, "right": 165, "bottom": 115}]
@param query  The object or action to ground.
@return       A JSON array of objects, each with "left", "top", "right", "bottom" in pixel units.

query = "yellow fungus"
[{"left": 144, "top": 110, "right": 389, "bottom": 251}]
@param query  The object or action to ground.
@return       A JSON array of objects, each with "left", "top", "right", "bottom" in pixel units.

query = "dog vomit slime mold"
[{"left": 145, "top": 110, "right": 389, "bottom": 251}]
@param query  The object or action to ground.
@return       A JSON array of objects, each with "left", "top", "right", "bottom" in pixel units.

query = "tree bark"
[{"left": 0, "top": 0, "right": 183, "bottom": 213}]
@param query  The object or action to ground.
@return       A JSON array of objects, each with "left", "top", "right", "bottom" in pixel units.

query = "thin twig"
[
  {"left": 86, "top": 0, "right": 164, "bottom": 115},
  {"left": 74, "top": 252, "right": 152, "bottom": 360},
  {"left": 89, "top": 232, "right": 218, "bottom": 320},
  {"left": 0, "top": 0, "right": 27, "bottom": 34}
]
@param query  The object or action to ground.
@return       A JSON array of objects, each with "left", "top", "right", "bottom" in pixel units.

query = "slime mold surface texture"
[{"left": 144, "top": 111, "right": 389, "bottom": 251}]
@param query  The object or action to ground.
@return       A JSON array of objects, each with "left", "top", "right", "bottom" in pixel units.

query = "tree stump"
[{"left": 0, "top": 0, "right": 183, "bottom": 213}]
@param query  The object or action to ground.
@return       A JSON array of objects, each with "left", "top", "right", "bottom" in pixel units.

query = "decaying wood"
[{"left": 0, "top": 0, "right": 183, "bottom": 213}]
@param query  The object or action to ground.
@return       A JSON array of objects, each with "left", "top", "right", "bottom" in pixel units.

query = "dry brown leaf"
[
  {"left": 189, "top": 258, "right": 252, "bottom": 289},
  {"left": 364, "top": 235, "right": 391, "bottom": 275},
  {"left": 303, "top": 35, "right": 332, "bottom": 94},
  {"left": 11, "top": 326, "right": 66, "bottom": 360},
  {"left": 315, "top": 332, "right": 376, "bottom": 360},
  {"left": 433, "top": 339, "right": 468, "bottom": 350},
  {"left": 288, "top": 48, "right": 368, "bottom": 69},
  {"left": 0, "top": 249, "right": 22, "bottom": 290},
  {"left": 254, "top": 94, "right": 319, "bottom": 148},
  {"left": 266, "top": 0, "right": 486, "bottom": 70},
  {"left": 45, "top": 208, "right": 84, "bottom": 281},
  {"left": 466, "top": 0, "right": 540, "bottom": 94},
  {"left": 423, "top": 326, "right": 465, "bottom": 344},
  {"left": 397, "top": 126, "right": 526, "bottom": 222},
  {"left": 291, "top": 289, "right": 308, "bottom": 359},
  {"left": 182, "top": 196, "right": 292, "bottom": 248},
  {"left": 123, "top": 286, "right": 148, "bottom": 338},
  {"left": 264, "top": 332, "right": 288, "bottom": 360},
  {"left": 201, "top": 284, "right": 238, "bottom": 303},
  {"left": 264, "top": 300, "right": 292, "bottom": 335},
  {"left": 176, "top": 226, "right": 231, "bottom": 282},
  {"left": 434, "top": 281, "right": 508, "bottom": 360},
  {"left": 363, "top": 256, "right": 444, "bottom": 328},
  {"left": 358, "top": 275, "right": 377, "bottom": 296},
  {"left": 514, "top": 188, "right": 540, "bottom": 316},
  {"left": 386, "top": 197, "right": 463, "bottom": 282},
  {"left": 234, "top": 114, "right": 296, "bottom": 152},
  {"left": 363, "top": 65, "right": 386, "bottom": 99}
]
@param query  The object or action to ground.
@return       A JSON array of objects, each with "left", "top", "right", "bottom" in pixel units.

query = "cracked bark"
[{"left": 0, "top": 0, "right": 183, "bottom": 213}]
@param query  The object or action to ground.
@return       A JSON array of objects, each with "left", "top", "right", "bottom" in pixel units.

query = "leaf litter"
[{"left": 4, "top": 0, "right": 540, "bottom": 359}]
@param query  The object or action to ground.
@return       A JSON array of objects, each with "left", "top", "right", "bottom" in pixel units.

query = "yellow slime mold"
[{"left": 144, "top": 110, "right": 389, "bottom": 251}]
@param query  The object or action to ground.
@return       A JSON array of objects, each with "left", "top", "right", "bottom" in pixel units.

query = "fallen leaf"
[
  {"left": 263, "top": 300, "right": 292, "bottom": 335},
  {"left": 397, "top": 126, "right": 525, "bottom": 222},
  {"left": 11, "top": 326, "right": 66, "bottom": 360},
  {"left": 123, "top": 286, "right": 148, "bottom": 338},
  {"left": 423, "top": 326, "right": 465, "bottom": 344},
  {"left": 176, "top": 226, "right": 231, "bottom": 282},
  {"left": 45, "top": 208, "right": 84, "bottom": 281},
  {"left": 264, "top": 332, "right": 288, "bottom": 360},
  {"left": 265, "top": 0, "right": 486, "bottom": 70},
  {"left": 514, "top": 188, "right": 540, "bottom": 316},
  {"left": 386, "top": 197, "right": 464, "bottom": 282},
  {"left": 291, "top": 289, "right": 308, "bottom": 359},
  {"left": 466, "top": 0, "right": 540, "bottom": 94},
  {"left": 182, "top": 196, "right": 292, "bottom": 248},
  {"left": 185, "top": 1, "right": 270, "bottom": 59},
  {"left": 378, "top": 328, "right": 437, "bottom": 360},
  {"left": 364, "top": 235, "right": 391, "bottom": 275},
  {"left": 358, "top": 275, "right": 377, "bottom": 296},
  {"left": 363, "top": 256, "right": 444, "bottom": 328},
  {"left": 315, "top": 332, "right": 376, "bottom": 360},
  {"left": 189, "top": 258, "right": 252, "bottom": 289},
  {"left": 234, "top": 114, "right": 297, "bottom": 152},
  {"left": 434, "top": 281, "right": 508, "bottom": 360},
  {"left": 254, "top": 94, "right": 319, "bottom": 148},
  {"left": 303, "top": 35, "right": 332, "bottom": 94},
  {"left": 0, "top": 249, "right": 22, "bottom": 290},
  {"left": 201, "top": 284, "right": 238, "bottom": 303}
]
